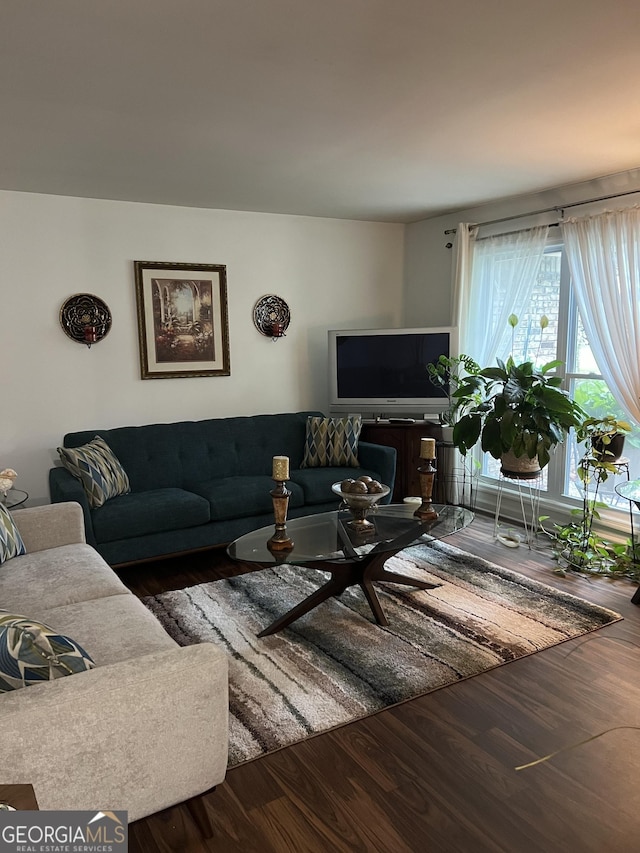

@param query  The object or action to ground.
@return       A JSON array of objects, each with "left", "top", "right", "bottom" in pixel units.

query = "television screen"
[{"left": 328, "top": 327, "right": 458, "bottom": 415}]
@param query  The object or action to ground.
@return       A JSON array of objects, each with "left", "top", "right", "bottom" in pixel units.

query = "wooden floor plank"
[
  {"left": 126, "top": 512, "right": 640, "bottom": 852},
  {"left": 249, "top": 795, "right": 354, "bottom": 853}
]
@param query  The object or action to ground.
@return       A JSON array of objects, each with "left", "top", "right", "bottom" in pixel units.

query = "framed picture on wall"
[{"left": 134, "top": 260, "right": 230, "bottom": 379}]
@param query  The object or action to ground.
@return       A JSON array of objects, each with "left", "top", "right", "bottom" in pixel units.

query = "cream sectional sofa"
[{"left": 1, "top": 502, "right": 228, "bottom": 822}]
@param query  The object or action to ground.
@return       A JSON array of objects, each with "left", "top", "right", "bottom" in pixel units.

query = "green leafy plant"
[
  {"left": 541, "top": 504, "right": 612, "bottom": 573},
  {"left": 426, "top": 354, "right": 480, "bottom": 426},
  {"left": 540, "top": 509, "right": 640, "bottom": 582},
  {"left": 573, "top": 380, "right": 640, "bottom": 449},
  {"left": 451, "top": 357, "right": 584, "bottom": 469},
  {"left": 451, "top": 316, "right": 583, "bottom": 470},
  {"left": 541, "top": 418, "right": 639, "bottom": 582},
  {"left": 575, "top": 415, "right": 632, "bottom": 479}
]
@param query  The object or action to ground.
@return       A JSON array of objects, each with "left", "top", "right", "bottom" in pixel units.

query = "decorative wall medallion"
[
  {"left": 59, "top": 294, "right": 112, "bottom": 347},
  {"left": 253, "top": 294, "right": 291, "bottom": 340}
]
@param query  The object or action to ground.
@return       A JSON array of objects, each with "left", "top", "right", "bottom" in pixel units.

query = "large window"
[{"left": 482, "top": 240, "right": 639, "bottom": 513}]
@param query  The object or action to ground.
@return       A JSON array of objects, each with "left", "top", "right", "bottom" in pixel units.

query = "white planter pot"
[
  {"left": 500, "top": 449, "right": 541, "bottom": 480},
  {"left": 440, "top": 425, "right": 455, "bottom": 443}
]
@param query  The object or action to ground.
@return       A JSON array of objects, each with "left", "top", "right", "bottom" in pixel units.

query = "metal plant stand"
[{"left": 494, "top": 470, "right": 542, "bottom": 549}]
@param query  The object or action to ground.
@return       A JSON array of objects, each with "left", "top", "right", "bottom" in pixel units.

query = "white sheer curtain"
[
  {"left": 451, "top": 222, "right": 477, "bottom": 350},
  {"left": 447, "top": 222, "right": 548, "bottom": 502},
  {"left": 561, "top": 207, "right": 640, "bottom": 424},
  {"left": 451, "top": 223, "right": 549, "bottom": 363},
  {"left": 457, "top": 225, "right": 549, "bottom": 365}
]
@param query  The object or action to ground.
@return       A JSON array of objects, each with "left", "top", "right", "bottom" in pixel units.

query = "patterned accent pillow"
[
  {"left": 58, "top": 436, "right": 130, "bottom": 508},
  {"left": 0, "top": 611, "right": 95, "bottom": 693},
  {"left": 300, "top": 415, "right": 362, "bottom": 468},
  {"left": 0, "top": 504, "right": 26, "bottom": 565}
]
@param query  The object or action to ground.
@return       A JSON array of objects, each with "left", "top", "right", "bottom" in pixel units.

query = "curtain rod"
[{"left": 442, "top": 187, "right": 640, "bottom": 235}]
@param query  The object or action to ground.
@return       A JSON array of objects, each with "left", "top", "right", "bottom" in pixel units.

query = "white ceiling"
[{"left": 2, "top": 0, "right": 640, "bottom": 223}]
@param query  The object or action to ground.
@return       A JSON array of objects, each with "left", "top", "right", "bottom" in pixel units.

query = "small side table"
[
  {"left": 2, "top": 489, "right": 28, "bottom": 510},
  {"left": 0, "top": 784, "right": 39, "bottom": 810},
  {"left": 614, "top": 479, "right": 640, "bottom": 605}
]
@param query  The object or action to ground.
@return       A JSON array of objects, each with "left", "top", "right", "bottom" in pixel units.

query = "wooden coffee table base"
[{"left": 256, "top": 549, "right": 440, "bottom": 638}]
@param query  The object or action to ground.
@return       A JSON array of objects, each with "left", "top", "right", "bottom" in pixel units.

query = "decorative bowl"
[{"left": 331, "top": 480, "right": 391, "bottom": 531}]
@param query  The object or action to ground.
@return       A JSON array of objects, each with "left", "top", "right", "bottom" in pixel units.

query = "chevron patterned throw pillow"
[
  {"left": 58, "top": 435, "right": 131, "bottom": 508},
  {"left": 0, "top": 504, "right": 26, "bottom": 564},
  {"left": 0, "top": 610, "right": 95, "bottom": 693},
  {"left": 300, "top": 415, "right": 362, "bottom": 468}
]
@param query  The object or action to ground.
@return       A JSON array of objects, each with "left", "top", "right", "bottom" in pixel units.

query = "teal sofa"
[{"left": 49, "top": 411, "right": 396, "bottom": 567}]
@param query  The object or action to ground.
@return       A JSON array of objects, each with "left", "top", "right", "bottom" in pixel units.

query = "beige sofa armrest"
[
  {"left": 0, "top": 642, "right": 229, "bottom": 822},
  {"left": 11, "top": 502, "right": 86, "bottom": 552}
]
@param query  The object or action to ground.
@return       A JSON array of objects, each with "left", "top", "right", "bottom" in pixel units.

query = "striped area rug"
[{"left": 143, "top": 540, "right": 621, "bottom": 767}]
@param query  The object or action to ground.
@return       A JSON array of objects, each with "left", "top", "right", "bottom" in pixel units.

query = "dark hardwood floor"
[{"left": 123, "top": 513, "right": 640, "bottom": 853}]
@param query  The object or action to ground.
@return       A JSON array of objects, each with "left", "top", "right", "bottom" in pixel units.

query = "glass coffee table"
[{"left": 227, "top": 503, "right": 473, "bottom": 637}]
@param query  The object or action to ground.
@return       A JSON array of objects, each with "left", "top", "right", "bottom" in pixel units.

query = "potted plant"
[
  {"left": 540, "top": 448, "right": 640, "bottom": 579},
  {"left": 539, "top": 414, "right": 632, "bottom": 573},
  {"left": 576, "top": 415, "right": 632, "bottom": 466},
  {"left": 540, "top": 508, "right": 639, "bottom": 579},
  {"left": 451, "top": 356, "right": 584, "bottom": 477},
  {"left": 426, "top": 354, "right": 480, "bottom": 440}
]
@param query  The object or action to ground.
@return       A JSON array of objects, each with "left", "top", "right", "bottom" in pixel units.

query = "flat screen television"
[{"left": 328, "top": 327, "right": 458, "bottom": 416}]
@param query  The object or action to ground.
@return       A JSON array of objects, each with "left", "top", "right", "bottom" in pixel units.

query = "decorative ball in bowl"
[{"left": 332, "top": 477, "right": 391, "bottom": 531}]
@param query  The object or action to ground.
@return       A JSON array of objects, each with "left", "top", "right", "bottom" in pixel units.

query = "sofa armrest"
[
  {"left": 11, "top": 502, "right": 87, "bottom": 552},
  {"left": 49, "top": 466, "right": 97, "bottom": 545},
  {"left": 358, "top": 441, "right": 397, "bottom": 503},
  {"left": 0, "top": 642, "right": 229, "bottom": 822}
]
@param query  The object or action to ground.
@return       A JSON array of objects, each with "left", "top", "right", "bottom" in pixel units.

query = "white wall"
[
  {"left": 403, "top": 167, "right": 640, "bottom": 328},
  {"left": 1, "top": 191, "right": 404, "bottom": 504}
]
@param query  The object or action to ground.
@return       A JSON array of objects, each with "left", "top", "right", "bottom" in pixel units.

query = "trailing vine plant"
[{"left": 540, "top": 419, "right": 640, "bottom": 583}]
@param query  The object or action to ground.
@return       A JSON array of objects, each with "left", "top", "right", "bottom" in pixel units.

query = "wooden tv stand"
[{"left": 360, "top": 420, "right": 442, "bottom": 503}]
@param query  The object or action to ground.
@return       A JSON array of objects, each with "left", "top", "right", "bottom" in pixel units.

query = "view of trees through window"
[{"left": 483, "top": 244, "right": 639, "bottom": 513}]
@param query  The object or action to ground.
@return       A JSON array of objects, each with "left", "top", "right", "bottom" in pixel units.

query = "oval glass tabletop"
[
  {"left": 615, "top": 480, "right": 640, "bottom": 507},
  {"left": 228, "top": 503, "right": 473, "bottom": 565}
]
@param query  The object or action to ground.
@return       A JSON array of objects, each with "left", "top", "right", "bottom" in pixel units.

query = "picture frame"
[{"left": 134, "top": 260, "right": 230, "bottom": 379}]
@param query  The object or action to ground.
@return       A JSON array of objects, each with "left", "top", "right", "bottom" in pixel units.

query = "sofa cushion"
[
  {"left": 37, "top": 594, "right": 178, "bottom": 666},
  {"left": 91, "top": 488, "right": 211, "bottom": 544},
  {"left": 0, "top": 543, "right": 130, "bottom": 614},
  {"left": 58, "top": 436, "right": 130, "bottom": 508},
  {"left": 189, "top": 476, "right": 305, "bottom": 522},
  {"left": 291, "top": 466, "right": 383, "bottom": 505},
  {"left": 0, "top": 610, "right": 95, "bottom": 693},
  {"left": 300, "top": 416, "right": 362, "bottom": 468},
  {"left": 0, "top": 504, "right": 26, "bottom": 564}
]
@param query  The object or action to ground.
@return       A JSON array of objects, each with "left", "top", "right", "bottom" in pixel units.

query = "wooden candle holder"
[
  {"left": 267, "top": 480, "right": 294, "bottom": 551},
  {"left": 414, "top": 458, "right": 439, "bottom": 521}
]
